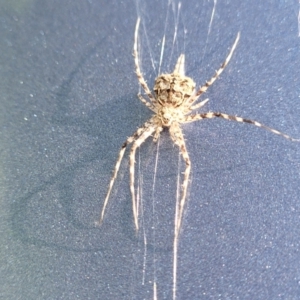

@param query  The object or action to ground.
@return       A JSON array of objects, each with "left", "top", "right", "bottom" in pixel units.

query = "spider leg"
[
  {"left": 189, "top": 98, "right": 209, "bottom": 111},
  {"left": 98, "top": 119, "right": 154, "bottom": 225},
  {"left": 187, "top": 32, "right": 240, "bottom": 107},
  {"left": 169, "top": 122, "right": 191, "bottom": 300},
  {"left": 169, "top": 123, "right": 191, "bottom": 234},
  {"left": 138, "top": 93, "right": 156, "bottom": 111},
  {"left": 184, "top": 112, "right": 299, "bottom": 141},
  {"left": 134, "top": 18, "right": 157, "bottom": 105},
  {"left": 153, "top": 125, "right": 163, "bottom": 142},
  {"left": 173, "top": 54, "right": 185, "bottom": 75},
  {"left": 130, "top": 123, "right": 157, "bottom": 231}
]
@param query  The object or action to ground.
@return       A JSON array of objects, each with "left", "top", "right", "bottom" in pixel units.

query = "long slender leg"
[
  {"left": 187, "top": 32, "right": 240, "bottom": 107},
  {"left": 169, "top": 123, "right": 191, "bottom": 233},
  {"left": 189, "top": 98, "right": 209, "bottom": 111},
  {"left": 173, "top": 54, "right": 185, "bottom": 75},
  {"left": 184, "top": 112, "right": 299, "bottom": 141},
  {"left": 130, "top": 124, "right": 157, "bottom": 231},
  {"left": 133, "top": 18, "right": 157, "bottom": 104},
  {"left": 169, "top": 122, "right": 191, "bottom": 300},
  {"left": 98, "top": 120, "right": 153, "bottom": 225},
  {"left": 138, "top": 93, "right": 156, "bottom": 111},
  {"left": 153, "top": 125, "right": 163, "bottom": 142}
]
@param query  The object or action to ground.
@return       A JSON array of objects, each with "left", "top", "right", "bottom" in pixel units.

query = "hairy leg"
[
  {"left": 184, "top": 112, "right": 299, "bottom": 141},
  {"left": 133, "top": 18, "right": 157, "bottom": 105},
  {"left": 98, "top": 119, "right": 154, "bottom": 225},
  {"left": 129, "top": 124, "right": 156, "bottom": 230},
  {"left": 187, "top": 32, "right": 240, "bottom": 107}
]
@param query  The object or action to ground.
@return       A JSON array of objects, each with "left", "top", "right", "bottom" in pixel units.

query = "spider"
[{"left": 98, "top": 18, "right": 298, "bottom": 234}]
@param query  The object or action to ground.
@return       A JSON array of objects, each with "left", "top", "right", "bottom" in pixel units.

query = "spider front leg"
[
  {"left": 187, "top": 32, "right": 240, "bottom": 108},
  {"left": 137, "top": 93, "right": 156, "bottom": 112},
  {"left": 98, "top": 119, "right": 154, "bottom": 226},
  {"left": 134, "top": 18, "right": 157, "bottom": 105},
  {"left": 129, "top": 124, "right": 157, "bottom": 231},
  {"left": 184, "top": 112, "right": 299, "bottom": 141}
]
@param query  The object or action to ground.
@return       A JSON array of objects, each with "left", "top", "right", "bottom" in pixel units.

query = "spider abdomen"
[
  {"left": 154, "top": 73, "right": 195, "bottom": 107},
  {"left": 157, "top": 106, "right": 185, "bottom": 127}
]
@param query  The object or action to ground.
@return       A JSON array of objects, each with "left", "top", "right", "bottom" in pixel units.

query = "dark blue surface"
[{"left": 1, "top": 0, "right": 300, "bottom": 299}]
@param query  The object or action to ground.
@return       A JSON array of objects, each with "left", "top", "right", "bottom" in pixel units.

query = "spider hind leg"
[
  {"left": 169, "top": 123, "right": 191, "bottom": 233},
  {"left": 169, "top": 122, "right": 191, "bottom": 300},
  {"left": 98, "top": 119, "right": 155, "bottom": 226}
]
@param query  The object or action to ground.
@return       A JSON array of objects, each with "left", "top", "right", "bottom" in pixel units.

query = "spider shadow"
[{"left": 9, "top": 35, "right": 153, "bottom": 251}]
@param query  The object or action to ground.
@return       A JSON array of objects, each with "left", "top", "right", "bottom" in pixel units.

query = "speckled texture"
[{"left": 154, "top": 73, "right": 196, "bottom": 106}]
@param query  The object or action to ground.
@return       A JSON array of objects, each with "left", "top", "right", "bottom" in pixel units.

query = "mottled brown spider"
[
  {"left": 98, "top": 18, "right": 297, "bottom": 233},
  {"left": 98, "top": 18, "right": 298, "bottom": 300}
]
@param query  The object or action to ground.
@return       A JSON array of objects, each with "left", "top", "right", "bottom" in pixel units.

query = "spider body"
[
  {"left": 154, "top": 63, "right": 196, "bottom": 127},
  {"left": 99, "top": 18, "right": 298, "bottom": 231},
  {"left": 98, "top": 17, "right": 298, "bottom": 300}
]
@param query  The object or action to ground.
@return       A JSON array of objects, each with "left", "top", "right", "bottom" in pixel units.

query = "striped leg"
[
  {"left": 189, "top": 98, "right": 209, "bottom": 111},
  {"left": 169, "top": 122, "right": 191, "bottom": 300},
  {"left": 134, "top": 18, "right": 157, "bottom": 105},
  {"left": 98, "top": 119, "right": 153, "bottom": 225},
  {"left": 173, "top": 54, "right": 185, "bottom": 75},
  {"left": 129, "top": 124, "right": 157, "bottom": 231},
  {"left": 138, "top": 93, "right": 156, "bottom": 111},
  {"left": 187, "top": 32, "right": 240, "bottom": 107},
  {"left": 184, "top": 112, "right": 299, "bottom": 141},
  {"left": 169, "top": 123, "right": 191, "bottom": 233}
]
